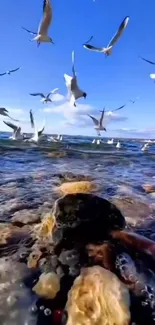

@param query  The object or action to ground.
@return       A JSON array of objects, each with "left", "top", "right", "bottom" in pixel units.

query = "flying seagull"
[
  {"left": 139, "top": 56, "right": 155, "bottom": 65},
  {"left": 27, "top": 110, "right": 45, "bottom": 143},
  {"left": 105, "top": 104, "right": 126, "bottom": 114},
  {"left": 3, "top": 121, "right": 23, "bottom": 140},
  {"left": 83, "top": 16, "right": 129, "bottom": 55},
  {"left": 0, "top": 108, "right": 19, "bottom": 121},
  {"left": 0, "top": 67, "right": 21, "bottom": 76},
  {"left": 30, "top": 88, "right": 59, "bottom": 103},
  {"left": 129, "top": 97, "right": 139, "bottom": 104},
  {"left": 88, "top": 109, "right": 106, "bottom": 136},
  {"left": 64, "top": 51, "right": 87, "bottom": 107},
  {"left": 22, "top": 0, "right": 53, "bottom": 47}
]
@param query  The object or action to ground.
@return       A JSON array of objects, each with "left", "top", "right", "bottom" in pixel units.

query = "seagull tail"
[{"left": 103, "top": 46, "right": 112, "bottom": 56}]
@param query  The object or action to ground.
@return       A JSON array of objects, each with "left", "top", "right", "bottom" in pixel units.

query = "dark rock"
[{"left": 53, "top": 193, "right": 125, "bottom": 232}]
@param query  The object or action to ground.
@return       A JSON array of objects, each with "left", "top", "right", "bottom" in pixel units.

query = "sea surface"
[{"left": 1, "top": 131, "right": 155, "bottom": 325}]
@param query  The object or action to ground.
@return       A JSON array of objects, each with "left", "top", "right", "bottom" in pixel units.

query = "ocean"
[{"left": 1, "top": 131, "right": 155, "bottom": 325}]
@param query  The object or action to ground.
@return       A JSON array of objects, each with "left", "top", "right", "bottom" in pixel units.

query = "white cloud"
[{"left": 51, "top": 93, "right": 65, "bottom": 102}]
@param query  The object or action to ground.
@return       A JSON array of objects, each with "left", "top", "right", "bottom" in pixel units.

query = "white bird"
[
  {"left": 141, "top": 143, "right": 149, "bottom": 152},
  {"left": 83, "top": 16, "right": 129, "bottom": 56},
  {"left": 3, "top": 121, "right": 23, "bottom": 140},
  {"left": 88, "top": 109, "right": 106, "bottom": 136},
  {"left": 96, "top": 139, "right": 101, "bottom": 145},
  {"left": 129, "top": 97, "right": 139, "bottom": 104},
  {"left": 92, "top": 139, "right": 96, "bottom": 144},
  {"left": 107, "top": 139, "right": 114, "bottom": 144},
  {"left": 49, "top": 134, "right": 63, "bottom": 142},
  {"left": 150, "top": 74, "right": 155, "bottom": 82},
  {"left": 22, "top": 0, "right": 53, "bottom": 47},
  {"left": 28, "top": 110, "right": 45, "bottom": 143},
  {"left": 30, "top": 88, "right": 59, "bottom": 103},
  {"left": 0, "top": 107, "right": 19, "bottom": 122},
  {"left": 64, "top": 51, "right": 87, "bottom": 107},
  {"left": 116, "top": 141, "right": 121, "bottom": 149},
  {"left": 0, "top": 67, "right": 21, "bottom": 76}
]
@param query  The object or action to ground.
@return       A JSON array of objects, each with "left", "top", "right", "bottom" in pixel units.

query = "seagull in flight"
[
  {"left": 0, "top": 108, "right": 19, "bottom": 121},
  {"left": 28, "top": 110, "right": 45, "bottom": 143},
  {"left": 88, "top": 109, "right": 106, "bottom": 136},
  {"left": 129, "top": 97, "right": 139, "bottom": 104},
  {"left": 0, "top": 67, "right": 21, "bottom": 76},
  {"left": 139, "top": 56, "right": 155, "bottom": 65},
  {"left": 106, "top": 104, "right": 126, "bottom": 113},
  {"left": 3, "top": 121, "right": 23, "bottom": 140},
  {"left": 30, "top": 88, "right": 59, "bottom": 104},
  {"left": 83, "top": 16, "right": 129, "bottom": 56},
  {"left": 22, "top": 0, "right": 53, "bottom": 47},
  {"left": 64, "top": 51, "right": 87, "bottom": 107}
]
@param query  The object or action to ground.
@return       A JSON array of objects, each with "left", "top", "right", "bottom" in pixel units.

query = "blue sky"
[{"left": 0, "top": 0, "right": 155, "bottom": 138}]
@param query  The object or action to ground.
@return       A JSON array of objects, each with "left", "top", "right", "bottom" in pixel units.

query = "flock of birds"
[{"left": 0, "top": 0, "right": 154, "bottom": 149}]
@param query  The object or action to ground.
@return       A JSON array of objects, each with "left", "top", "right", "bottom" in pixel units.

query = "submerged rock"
[
  {"left": 65, "top": 266, "right": 131, "bottom": 325},
  {"left": 57, "top": 181, "right": 98, "bottom": 195},
  {"left": 11, "top": 209, "right": 40, "bottom": 226},
  {"left": 32, "top": 272, "right": 60, "bottom": 299},
  {"left": 142, "top": 184, "right": 155, "bottom": 194}
]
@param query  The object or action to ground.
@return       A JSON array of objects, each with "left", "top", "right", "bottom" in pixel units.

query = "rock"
[
  {"left": 53, "top": 194, "right": 125, "bottom": 240},
  {"left": 27, "top": 249, "right": 42, "bottom": 269},
  {"left": 32, "top": 272, "right": 60, "bottom": 299},
  {"left": 11, "top": 209, "right": 40, "bottom": 226},
  {"left": 86, "top": 242, "right": 116, "bottom": 271},
  {"left": 142, "top": 184, "right": 155, "bottom": 194},
  {"left": 47, "top": 151, "right": 67, "bottom": 158},
  {"left": 66, "top": 266, "right": 131, "bottom": 325},
  {"left": 54, "top": 172, "right": 92, "bottom": 183},
  {"left": 112, "top": 197, "right": 152, "bottom": 226},
  {"left": 57, "top": 181, "right": 98, "bottom": 195}
]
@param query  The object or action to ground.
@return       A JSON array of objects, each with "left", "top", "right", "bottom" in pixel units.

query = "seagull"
[
  {"left": 28, "top": 110, "right": 45, "bottom": 143},
  {"left": 150, "top": 74, "right": 155, "bottom": 82},
  {"left": 88, "top": 109, "right": 106, "bottom": 136},
  {"left": 83, "top": 16, "right": 129, "bottom": 55},
  {"left": 0, "top": 108, "right": 19, "bottom": 121},
  {"left": 107, "top": 138, "right": 114, "bottom": 144},
  {"left": 22, "top": 0, "right": 53, "bottom": 47},
  {"left": 3, "top": 121, "right": 23, "bottom": 140},
  {"left": 0, "top": 67, "right": 21, "bottom": 76},
  {"left": 139, "top": 56, "right": 155, "bottom": 65},
  {"left": 116, "top": 141, "right": 121, "bottom": 149},
  {"left": 64, "top": 51, "right": 87, "bottom": 107},
  {"left": 141, "top": 143, "right": 149, "bottom": 152},
  {"left": 106, "top": 104, "right": 126, "bottom": 113},
  {"left": 30, "top": 88, "right": 59, "bottom": 103},
  {"left": 129, "top": 97, "right": 139, "bottom": 104}
]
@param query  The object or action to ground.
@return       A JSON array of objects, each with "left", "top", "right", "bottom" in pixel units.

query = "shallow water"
[{"left": 1, "top": 131, "right": 155, "bottom": 324}]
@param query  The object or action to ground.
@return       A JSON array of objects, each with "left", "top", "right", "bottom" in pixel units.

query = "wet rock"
[
  {"left": 11, "top": 209, "right": 40, "bottom": 226},
  {"left": 112, "top": 197, "right": 152, "bottom": 226},
  {"left": 57, "top": 181, "right": 98, "bottom": 195},
  {"left": 27, "top": 249, "right": 42, "bottom": 269},
  {"left": 58, "top": 249, "right": 79, "bottom": 267},
  {"left": 66, "top": 266, "right": 131, "bottom": 325},
  {"left": 54, "top": 172, "right": 92, "bottom": 183},
  {"left": 33, "top": 272, "right": 60, "bottom": 299},
  {"left": 142, "top": 184, "right": 155, "bottom": 194},
  {"left": 47, "top": 151, "right": 67, "bottom": 158},
  {"left": 53, "top": 194, "right": 125, "bottom": 242},
  {"left": 86, "top": 242, "right": 116, "bottom": 271}
]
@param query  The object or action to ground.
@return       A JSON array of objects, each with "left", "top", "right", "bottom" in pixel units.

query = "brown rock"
[
  {"left": 32, "top": 272, "right": 60, "bottom": 299},
  {"left": 57, "top": 181, "right": 98, "bottom": 195}
]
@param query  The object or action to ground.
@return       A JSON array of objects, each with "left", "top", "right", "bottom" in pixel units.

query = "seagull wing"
[
  {"left": 9, "top": 67, "right": 21, "bottom": 73},
  {"left": 30, "top": 110, "right": 35, "bottom": 128},
  {"left": 30, "top": 93, "right": 45, "bottom": 98},
  {"left": 38, "top": 124, "right": 45, "bottom": 137},
  {"left": 83, "top": 44, "right": 105, "bottom": 52},
  {"left": 64, "top": 74, "right": 73, "bottom": 90},
  {"left": 50, "top": 88, "right": 59, "bottom": 94},
  {"left": 113, "top": 104, "right": 126, "bottom": 112},
  {"left": 0, "top": 72, "right": 6, "bottom": 76},
  {"left": 88, "top": 114, "right": 99, "bottom": 126},
  {"left": 83, "top": 35, "right": 94, "bottom": 44},
  {"left": 107, "top": 16, "right": 129, "bottom": 48},
  {"left": 3, "top": 120, "right": 18, "bottom": 131},
  {"left": 139, "top": 56, "right": 155, "bottom": 65},
  {"left": 0, "top": 107, "right": 9, "bottom": 113},
  {"left": 99, "top": 109, "right": 105, "bottom": 127},
  {"left": 38, "top": 0, "right": 52, "bottom": 35},
  {"left": 22, "top": 27, "right": 37, "bottom": 35},
  {"left": 72, "top": 50, "right": 76, "bottom": 77}
]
